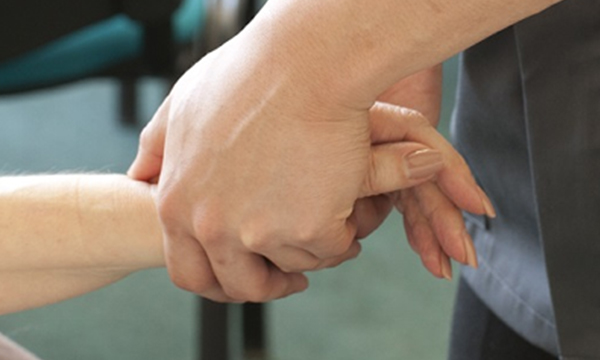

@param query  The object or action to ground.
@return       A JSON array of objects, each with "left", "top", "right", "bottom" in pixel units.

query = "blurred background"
[{"left": 0, "top": 1, "right": 462, "bottom": 359}]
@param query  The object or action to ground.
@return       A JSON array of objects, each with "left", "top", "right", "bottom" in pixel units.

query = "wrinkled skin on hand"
[{"left": 378, "top": 64, "right": 495, "bottom": 280}]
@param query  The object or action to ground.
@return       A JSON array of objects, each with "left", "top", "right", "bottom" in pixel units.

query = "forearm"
[
  {"left": 247, "top": 0, "right": 560, "bottom": 107},
  {"left": 0, "top": 175, "right": 163, "bottom": 314}
]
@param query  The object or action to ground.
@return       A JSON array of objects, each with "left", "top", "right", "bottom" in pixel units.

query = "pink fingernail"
[
  {"left": 477, "top": 186, "right": 497, "bottom": 218},
  {"left": 439, "top": 253, "right": 453, "bottom": 281},
  {"left": 405, "top": 149, "right": 444, "bottom": 180},
  {"left": 463, "top": 230, "right": 478, "bottom": 269}
]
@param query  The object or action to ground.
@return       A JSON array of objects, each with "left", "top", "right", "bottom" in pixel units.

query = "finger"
[
  {"left": 296, "top": 216, "right": 359, "bottom": 260},
  {"left": 413, "top": 182, "right": 478, "bottom": 268},
  {"left": 369, "top": 102, "right": 423, "bottom": 144},
  {"left": 353, "top": 195, "right": 394, "bottom": 239},
  {"left": 359, "top": 142, "right": 444, "bottom": 198},
  {"left": 163, "top": 230, "right": 237, "bottom": 302},
  {"left": 205, "top": 242, "right": 309, "bottom": 302},
  {"left": 127, "top": 96, "right": 170, "bottom": 181},
  {"left": 369, "top": 102, "right": 495, "bottom": 218},
  {"left": 313, "top": 240, "right": 362, "bottom": 270},
  {"left": 263, "top": 241, "right": 361, "bottom": 273},
  {"left": 399, "top": 189, "right": 448, "bottom": 279},
  {"left": 261, "top": 245, "right": 322, "bottom": 273},
  {"left": 309, "top": 210, "right": 364, "bottom": 268},
  {"left": 402, "top": 122, "right": 495, "bottom": 218}
]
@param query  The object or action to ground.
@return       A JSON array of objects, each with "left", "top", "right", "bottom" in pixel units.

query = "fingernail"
[
  {"left": 463, "top": 230, "right": 478, "bottom": 269},
  {"left": 477, "top": 186, "right": 497, "bottom": 218},
  {"left": 440, "top": 253, "right": 453, "bottom": 281},
  {"left": 405, "top": 149, "right": 444, "bottom": 180}
]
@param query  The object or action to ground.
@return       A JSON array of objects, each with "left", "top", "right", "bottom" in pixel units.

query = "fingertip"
[
  {"left": 421, "top": 252, "right": 444, "bottom": 279},
  {"left": 127, "top": 149, "right": 163, "bottom": 181},
  {"left": 277, "top": 272, "right": 309, "bottom": 299},
  {"left": 477, "top": 186, "right": 497, "bottom": 218},
  {"left": 295, "top": 273, "right": 310, "bottom": 292},
  {"left": 460, "top": 231, "right": 477, "bottom": 269},
  {"left": 437, "top": 172, "right": 487, "bottom": 217},
  {"left": 126, "top": 162, "right": 141, "bottom": 180}
]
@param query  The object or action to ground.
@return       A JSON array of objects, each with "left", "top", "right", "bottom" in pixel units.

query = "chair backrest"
[
  {"left": 0, "top": 0, "right": 182, "bottom": 63},
  {"left": 0, "top": 0, "right": 190, "bottom": 94}
]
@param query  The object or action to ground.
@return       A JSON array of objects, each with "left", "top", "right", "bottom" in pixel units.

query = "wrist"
[
  {"left": 244, "top": 0, "right": 561, "bottom": 110},
  {"left": 92, "top": 177, "right": 165, "bottom": 273}
]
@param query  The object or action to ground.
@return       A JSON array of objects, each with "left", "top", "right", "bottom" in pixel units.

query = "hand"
[
  {"left": 376, "top": 65, "right": 495, "bottom": 280},
  {"left": 128, "top": 35, "right": 488, "bottom": 302}
]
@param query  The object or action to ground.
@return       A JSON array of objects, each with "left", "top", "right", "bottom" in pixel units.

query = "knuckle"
[
  {"left": 240, "top": 224, "right": 272, "bottom": 253},
  {"left": 194, "top": 214, "right": 227, "bottom": 249},
  {"left": 290, "top": 224, "right": 320, "bottom": 247},
  {"left": 185, "top": 202, "right": 228, "bottom": 247},
  {"left": 157, "top": 193, "right": 228, "bottom": 248},
  {"left": 156, "top": 189, "right": 180, "bottom": 226},
  {"left": 244, "top": 236, "right": 269, "bottom": 253}
]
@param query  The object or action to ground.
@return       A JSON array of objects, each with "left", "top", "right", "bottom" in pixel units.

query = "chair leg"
[
  {"left": 143, "top": 20, "right": 175, "bottom": 75},
  {"left": 119, "top": 78, "right": 137, "bottom": 126},
  {"left": 243, "top": 303, "right": 267, "bottom": 360},
  {"left": 200, "top": 297, "right": 229, "bottom": 360}
]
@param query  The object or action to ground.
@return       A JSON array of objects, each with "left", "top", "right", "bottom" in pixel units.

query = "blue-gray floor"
[{"left": 0, "top": 59, "right": 460, "bottom": 360}]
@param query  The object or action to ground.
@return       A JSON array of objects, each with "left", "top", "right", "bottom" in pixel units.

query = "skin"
[
  {"left": 1, "top": 104, "right": 470, "bottom": 314},
  {"left": 0, "top": 174, "right": 163, "bottom": 315},
  {"left": 127, "top": 0, "right": 562, "bottom": 302}
]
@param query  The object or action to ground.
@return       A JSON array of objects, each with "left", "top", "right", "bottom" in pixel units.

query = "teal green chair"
[{"left": 0, "top": 0, "right": 204, "bottom": 124}]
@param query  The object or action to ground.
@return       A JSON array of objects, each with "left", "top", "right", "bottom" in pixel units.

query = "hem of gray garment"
[
  {"left": 462, "top": 259, "right": 559, "bottom": 357},
  {"left": 561, "top": 357, "right": 600, "bottom": 360}
]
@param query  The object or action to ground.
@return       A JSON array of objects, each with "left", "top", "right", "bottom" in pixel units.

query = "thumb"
[
  {"left": 360, "top": 102, "right": 445, "bottom": 198},
  {"left": 127, "top": 96, "right": 170, "bottom": 181},
  {"left": 359, "top": 143, "right": 444, "bottom": 198}
]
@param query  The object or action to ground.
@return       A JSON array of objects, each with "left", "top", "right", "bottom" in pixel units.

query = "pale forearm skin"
[{"left": 0, "top": 175, "right": 164, "bottom": 314}]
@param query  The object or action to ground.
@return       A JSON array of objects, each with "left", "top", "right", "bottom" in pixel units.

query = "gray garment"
[
  {"left": 453, "top": 1, "right": 600, "bottom": 359},
  {"left": 0, "top": 334, "right": 40, "bottom": 360}
]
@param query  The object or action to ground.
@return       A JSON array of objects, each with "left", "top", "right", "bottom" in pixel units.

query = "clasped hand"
[{"left": 128, "top": 42, "right": 493, "bottom": 303}]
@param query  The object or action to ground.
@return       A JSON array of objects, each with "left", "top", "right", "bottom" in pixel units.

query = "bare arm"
[
  {"left": 127, "top": 0, "right": 554, "bottom": 302},
  {"left": 253, "top": 0, "right": 560, "bottom": 105},
  {"left": 0, "top": 175, "right": 163, "bottom": 315}
]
